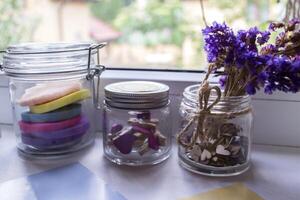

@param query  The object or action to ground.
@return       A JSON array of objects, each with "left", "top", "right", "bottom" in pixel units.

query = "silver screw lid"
[{"left": 104, "top": 81, "right": 169, "bottom": 109}]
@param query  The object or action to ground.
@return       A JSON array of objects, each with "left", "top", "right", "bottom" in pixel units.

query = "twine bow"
[{"left": 177, "top": 81, "right": 221, "bottom": 148}]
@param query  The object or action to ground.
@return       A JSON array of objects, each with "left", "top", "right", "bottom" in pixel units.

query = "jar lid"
[
  {"left": 1, "top": 43, "right": 105, "bottom": 76},
  {"left": 104, "top": 81, "right": 169, "bottom": 109}
]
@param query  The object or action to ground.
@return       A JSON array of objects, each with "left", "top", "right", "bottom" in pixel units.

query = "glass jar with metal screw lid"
[
  {"left": 0, "top": 43, "right": 105, "bottom": 158},
  {"left": 103, "top": 81, "right": 172, "bottom": 166},
  {"left": 177, "top": 84, "right": 252, "bottom": 176}
]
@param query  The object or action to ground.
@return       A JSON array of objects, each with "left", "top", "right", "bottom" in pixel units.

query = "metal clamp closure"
[{"left": 86, "top": 43, "right": 106, "bottom": 109}]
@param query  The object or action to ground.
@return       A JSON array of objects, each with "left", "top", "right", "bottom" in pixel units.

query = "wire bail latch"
[{"left": 86, "top": 43, "right": 106, "bottom": 109}]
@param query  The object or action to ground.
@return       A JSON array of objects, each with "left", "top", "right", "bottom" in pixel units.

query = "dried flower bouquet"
[{"left": 177, "top": 19, "right": 300, "bottom": 172}]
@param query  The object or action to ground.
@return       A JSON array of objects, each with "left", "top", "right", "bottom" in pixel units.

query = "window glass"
[{"left": 0, "top": 0, "right": 288, "bottom": 70}]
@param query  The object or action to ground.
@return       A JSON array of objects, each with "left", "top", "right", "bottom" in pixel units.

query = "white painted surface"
[
  {"left": 0, "top": 125, "right": 299, "bottom": 200},
  {"left": 252, "top": 100, "right": 300, "bottom": 147}
]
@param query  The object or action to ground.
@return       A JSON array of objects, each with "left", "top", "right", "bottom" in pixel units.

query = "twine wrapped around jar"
[
  {"left": 177, "top": 81, "right": 252, "bottom": 150},
  {"left": 177, "top": 81, "right": 220, "bottom": 148}
]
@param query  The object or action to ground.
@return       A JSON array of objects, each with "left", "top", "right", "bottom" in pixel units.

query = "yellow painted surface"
[{"left": 180, "top": 183, "right": 264, "bottom": 200}]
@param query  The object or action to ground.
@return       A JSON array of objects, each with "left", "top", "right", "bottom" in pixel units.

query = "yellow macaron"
[{"left": 30, "top": 89, "right": 91, "bottom": 114}]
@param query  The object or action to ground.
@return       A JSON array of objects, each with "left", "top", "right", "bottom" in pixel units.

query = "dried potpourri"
[{"left": 108, "top": 111, "right": 167, "bottom": 156}]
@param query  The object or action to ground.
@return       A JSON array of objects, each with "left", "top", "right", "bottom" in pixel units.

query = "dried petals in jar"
[{"left": 103, "top": 81, "right": 171, "bottom": 166}]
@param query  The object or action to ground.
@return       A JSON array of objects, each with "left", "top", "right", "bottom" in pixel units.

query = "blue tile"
[{"left": 0, "top": 163, "right": 127, "bottom": 200}]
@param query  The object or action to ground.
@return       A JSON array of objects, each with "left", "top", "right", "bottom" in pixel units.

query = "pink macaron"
[
  {"left": 18, "top": 82, "right": 82, "bottom": 106},
  {"left": 19, "top": 115, "right": 82, "bottom": 133}
]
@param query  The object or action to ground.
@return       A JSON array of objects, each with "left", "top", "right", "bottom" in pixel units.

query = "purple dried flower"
[
  {"left": 264, "top": 85, "right": 273, "bottom": 94},
  {"left": 258, "top": 71, "right": 268, "bottom": 82},
  {"left": 269, "top": 18, "right": 300, "bottom": 31},
  {"left": 287, "top": 18, "right": 300, "bottom": 31},
  {"left": 291, "top": 59, "right": 300, "bottom": 71},
  {"left": 202, "top": 21, "right": 300, "bottom": 96},
  {"left": 234, "top": 27, "right": 270, "bottom": 72},
  {"left": 202, "top": 22, "right": 236, "bottom": 64},
  {"left": 257, "top": 31, "right": 271, "bottom": 45},
  {"left": 236, "top": 27, "right": 270, "bottom": 51},
  {"left": 264, "top": 56, "right": 300, "bottom": 94},
  {"left": 275, "top": 32, "right": 286, "bottom": 47},
  {"left": 261, "top": 44, "right": 277, "bottom": 55},
  {"left": 247, "top": 27, "right": 260, "bottom": 51},
  {"left": 219, "top": 75, "right": 227, "bottom": 88},
  {"left": 268, "top": 22, "right": 285, "bottom": 31},
  {"left": 236, "top": 30, "right": 247, "bottom": 43},
  {"left": 245, "top": 83, "right": 257, "bottom": 95}
]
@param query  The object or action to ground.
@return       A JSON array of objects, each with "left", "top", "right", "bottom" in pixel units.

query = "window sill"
[
  {"left": 0, "top": 124, "right": 299, "bottom": 200},
  {"left": 101, "top": 69, "right": 208, "bottom": 96}
]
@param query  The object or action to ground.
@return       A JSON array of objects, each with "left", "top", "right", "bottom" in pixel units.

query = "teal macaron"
[{"left": 21, "top": 103, "right": 82, "bottom": 123}]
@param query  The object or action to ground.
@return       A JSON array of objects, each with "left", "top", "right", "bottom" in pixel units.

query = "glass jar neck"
[
  {"left": 2, "top": 43, "right": 98, "bottom": 77},
  {"left": 182, "top": 84, "right": 251, "bottom": 113}
]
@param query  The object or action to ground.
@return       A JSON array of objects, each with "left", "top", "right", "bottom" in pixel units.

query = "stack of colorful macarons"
[{"left": 18, "top": 82, "right": 91, "bottom": 149}]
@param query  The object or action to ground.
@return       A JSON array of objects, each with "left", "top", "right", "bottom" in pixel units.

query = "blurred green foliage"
[
  {"left": 90, "top": 0, "right": 189, "bottom": 47},
  {"left": 210, "top": 0, "right": 285, "bottom": 28},
  {"left": 90, "top": 0, "right": 129, "bottom": 23},
  {"left": 89, "top": 0, "right": 286, "bottom": 68},
  {"left": 0, "top": 0, "right": 26, "bottom": 50}
]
